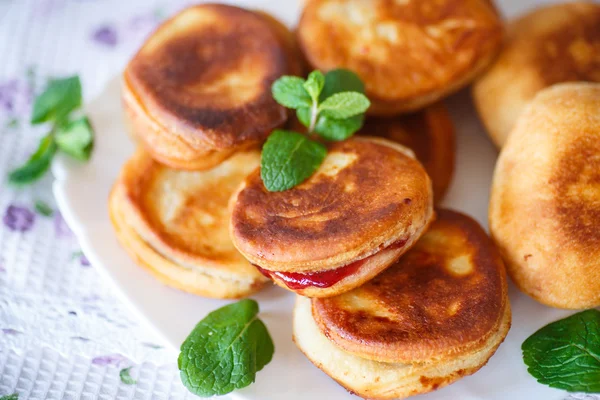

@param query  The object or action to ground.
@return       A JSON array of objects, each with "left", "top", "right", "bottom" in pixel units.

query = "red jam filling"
[{"left": 255, "top": 238, "right": 407, "bottom": 290}]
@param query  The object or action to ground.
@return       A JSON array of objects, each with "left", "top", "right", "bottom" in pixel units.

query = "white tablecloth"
[{"left": 0, "top": 0, "right": 596, "bottom": 399}]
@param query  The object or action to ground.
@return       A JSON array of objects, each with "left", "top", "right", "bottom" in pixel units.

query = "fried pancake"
[
  {"left": 297, "top": 0, "right": 503, "bottom": 115},
  {"left": 294, "top": 298, "right": 510, "bottom": 400},
  {"left": 123, "top": 4, "right": 297, "bottom": 170},
  {"left": 109, "top": 149, "right": 267, "bottom": 299},
  {"left": 230, "top": 137, "right": 434, "bottom": 297},
  {"left": 294, "top": 209, "right": 510, "bottom": 399},
  {"left": 313, "top": 209, "right": 508, "bottom": 362},
  {"left": 473, "top": 2, "right": 600, "bottom": 148},
  {"left": 490, "top": 82, "right": 600, "bottom": 309}
]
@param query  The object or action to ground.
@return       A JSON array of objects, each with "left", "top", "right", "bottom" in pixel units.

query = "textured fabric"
[{"left": 0, "top": 0, "right": 596, "bottom": 399}]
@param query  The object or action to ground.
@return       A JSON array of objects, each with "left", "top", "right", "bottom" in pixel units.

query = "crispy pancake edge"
[
  {"left": 230, "top": 137, "right": 434, "bottom": 273},
  {"left": 312, "top": 209, "right": 508, "bottom": 363},
  {"left": 293, "top": 296, "right": 511, "bottom": 400}
]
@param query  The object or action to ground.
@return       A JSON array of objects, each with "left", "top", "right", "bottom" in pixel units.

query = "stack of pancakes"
[{"left": 110, "top": 1, "right": 513, "bottom": 398}]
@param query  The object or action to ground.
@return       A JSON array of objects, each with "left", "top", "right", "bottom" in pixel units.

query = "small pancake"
[
  {"left": 490, "top": 82, "right": 600, "bottom": 309},
  {"left": 297, "top": 0, "right": 503, "bottom": 115},
  {"left": 473, "top": 2, "right": 600, "bottom": 147},
  {"left": 109, "top": 149, "right": 267, "bottom": 299},
  {"left": 294, "top": 297, "right": 510, "bottom": 400},
  {"left": 230, "top": 137, "right": 433, "bottom": 296},
  {"left": 313, "top": 209, "right": 508, "bottom": 363},
  {"left": 124, "top": 4, "right": 297, "bottom": 170},
  {"left": 294, "top": 209, "right": 510, "bottom": 399}
]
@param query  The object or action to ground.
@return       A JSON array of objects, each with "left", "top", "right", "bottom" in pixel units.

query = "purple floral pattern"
[
  {"left": 92, "top": 25, "right": 118, "bottom": 47},
  {"left": 54, "top": 212, "right": 73, "bottom": 238},
  {"left": 0, "top": 78, "right": 34, "bottom": 122},
  {"left": 92, "top": 353, "right": 130, "bottom": 367},
  {"left": 3, "top": 205, "right": 35, "bottom": 232}
]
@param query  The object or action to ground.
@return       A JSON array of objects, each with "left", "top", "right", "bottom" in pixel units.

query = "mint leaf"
[
  {"left": 34, "top": 200, "right": 54, "bottom": 217},
  {"left": 303, "top": 70, "right": 325, "bottom": 102},
  {"left": 8, "top": 133, "right": 57, "bottom": 185},
  {"left": 522, "top": 309, "right": 600, "bottom": 393},
  {"left": 31, "top": 76, "right": 82, "bottom": 124},
  {"left": 320, "top": 69, "right": 365, "bottom": 100},
  {"left": 315, "top": 114, "right": 364, "bottom": 141},
  {"left": 55, "top": 117, "right": 94, "bottom": 161},
  {"left": 319, "top": 92, "right": 370, "bottom": 119},
  {"left": 261, "top": 130, "right": 327, "bottom": 192},
  {"left": 0, "top": 394, "right": 18, "bottom": 400},
  {"left": 271, "top": 76, "right": 311, "bottom": 109},
  {"left": 120, "top": 367, "right": 137, "bottom": 385},
  {"left": 178, "top": 299, "right": 274, "bottom": 397}
]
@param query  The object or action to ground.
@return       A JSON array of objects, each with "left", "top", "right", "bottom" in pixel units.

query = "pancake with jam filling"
[
  {"left": 294, "top": 209, "right": 510, "bottom": 399},
  {"left": 123, "top": 4, "right": 300, "bottom": 170},
  {"left": 109, "top": 149, "right": 268, "bottom": 299},
  {"left": 230, "top": 137, "right": 434, "bottom": 297},
  {"left": 473, "top": 2, "right": 600, "bottom": 148},
  {"left": 288, "top": 102, "right": 456, "bottom": 202},
  {"left": 296, "top": 0, "right": 504, "bottom": 115}
]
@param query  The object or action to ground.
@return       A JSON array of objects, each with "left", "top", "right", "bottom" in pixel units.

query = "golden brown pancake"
[
  {"left": 123, "top": 4, "right": 298, "bottom": 170},
  {"left": 109, "top": 149, "right": 268, "bottom": 299},
  {"left": 294, "top": 209, "right": 510, "bottom": 399},
  {"left": 297, "top": 0, "right": 504, "bottom": 115},
  {"left": 230, "top": 137, "right": 434, "bottom": 297},
  {"left": 287, "top": 102, "right": 456, "bottom": 202},
  {"left": 490, "top": 82, "right": 600, "bottom": 309},
  {"left": 473, "top": 2, "right": 600, "bottom": 148}
]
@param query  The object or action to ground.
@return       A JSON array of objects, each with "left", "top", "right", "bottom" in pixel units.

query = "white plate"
[{"left": 53, "top": 1, "right": 577, "bottom": 399}]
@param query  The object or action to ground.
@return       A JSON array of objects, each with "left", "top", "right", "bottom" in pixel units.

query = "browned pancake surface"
[
  {"left": 313, "top": 209, "right": 507, "bottom": 363},
  {"left": 125, "top": 4, "right": 290, "bottom": 150},
  {"left": 297, "top": 0, "right": 503, "bottom": 113},
  {"left": 490, "top": 83, "right": 600, "bottom": 308},
  {"left": 361, "top": 102, "right": 455, "bottom": 201},
  {"left": 230, "top": 137, "right": 433, "bottom": 272}
]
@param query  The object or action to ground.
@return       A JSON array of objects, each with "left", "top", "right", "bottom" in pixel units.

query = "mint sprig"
[
  {"left": 8, "top": 75, "right": 94, "bottom": 186},
  {"left": 264, "top": 69, "right": 370, "bottom": 191},
  {"left": 522, "top": 309, "right": 600, "bottom": 393},
  {"left": 178, "top": 299, "right": 274, "bottom": 397}
]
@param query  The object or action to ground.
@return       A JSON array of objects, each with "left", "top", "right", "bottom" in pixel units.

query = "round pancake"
[
  {"left": 297, "top": 0, "right": 503, "bottom": 115},
  {"left": 490, "top": 82, "right": 600, "bottom": 309},
  {"left": 294, "top": 296, "right": 510, "bottom": 400},
  {"left": 361, "top": 102, "right": 455, "bottom": 201},
  {"left": 109, "top": 149, "right": 267, "bottom": 299},
  {"left": 313, "top": 209, "right": 508, "bottom": 363},
  {"left": 230, "top": 137, "right": 434, "bottom": 273},
  {"left": 123, "top": 4, "right": 295, "bottom": 170},
  {"left": 473, "top": 2, "right": 600, "bottom": 148}
]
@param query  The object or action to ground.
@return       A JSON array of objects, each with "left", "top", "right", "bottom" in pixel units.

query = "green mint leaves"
[
  {"left": 119, "top": 367, "right": 137, "bottom": 385},
  {"left": 34, "top": 200, "right": 54, "bottom": 217},
  {"left": 261, "top": 130, "right": 327, "bottom": 192},
  {"left": 522, "top": 309, "right": 600, "bottom": 393},
  {"left": 31, "top": 76, "right": 82, "bottom": 124},
  {"left": 263, "top": 69, "right": 370, "bottom": 191},
  {"left": 0, "top": 394, "right": 18, "bottom": 400},
  {"left": 178, "top": 299, "right": 274, "bottom": 397},
  {"left": 8, "top": 75, "right": 94, "bottom": 186}
]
